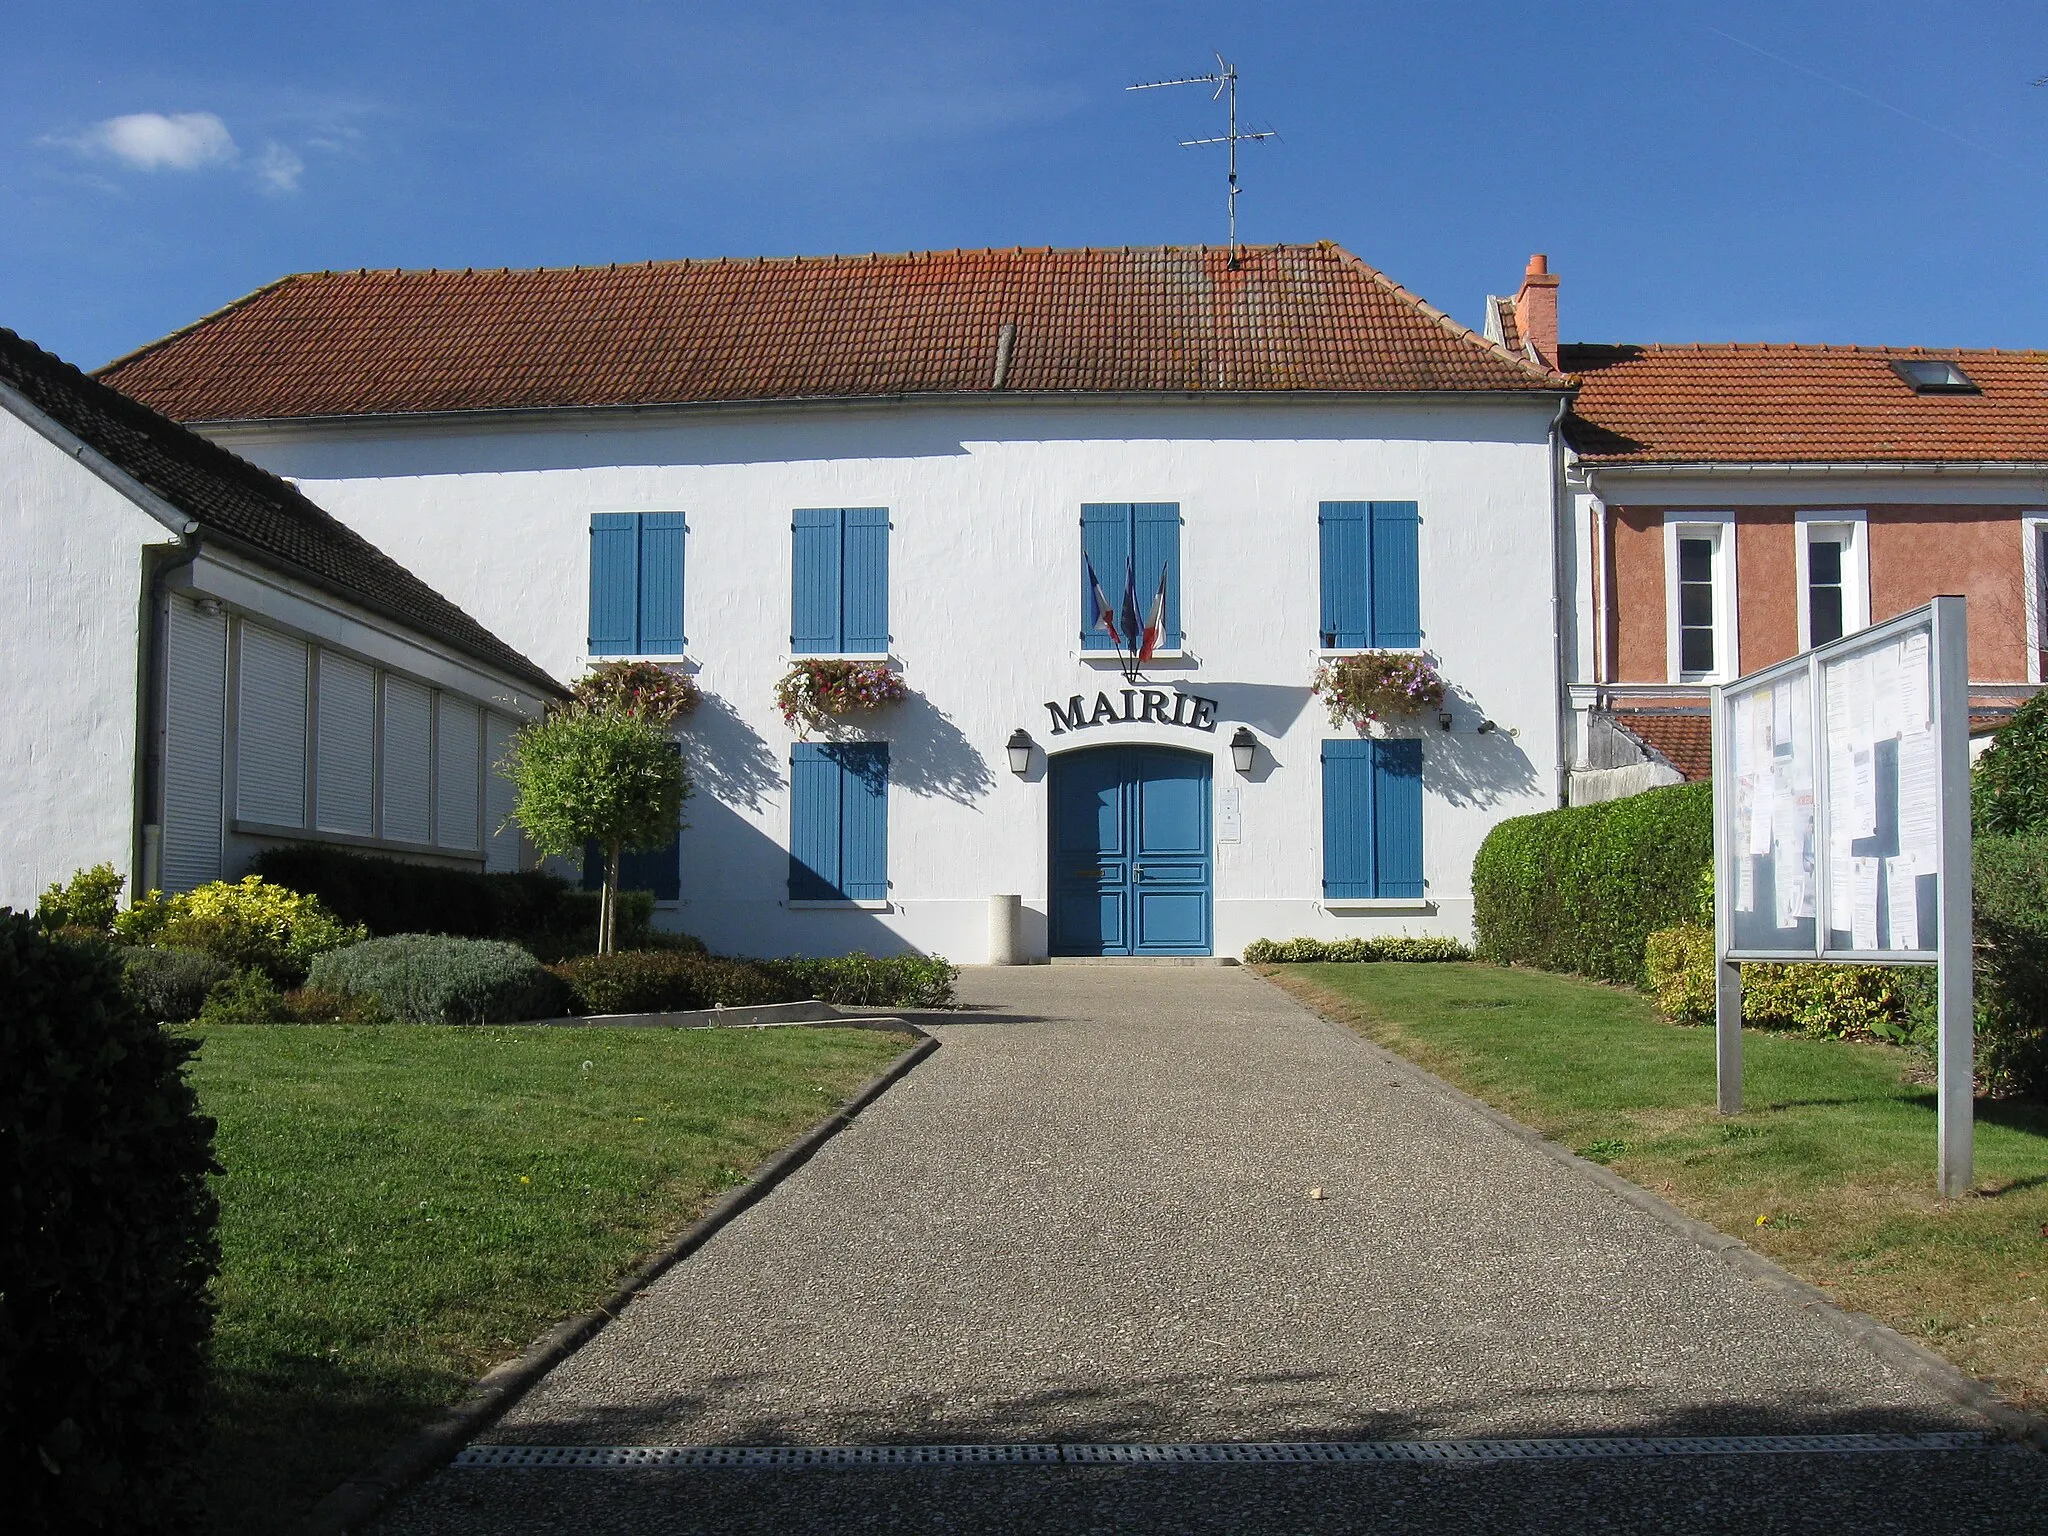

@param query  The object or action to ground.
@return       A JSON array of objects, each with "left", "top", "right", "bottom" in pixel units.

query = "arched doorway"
[{"left": 1049, "top": 745, "right": 1212, "bottom": 957}]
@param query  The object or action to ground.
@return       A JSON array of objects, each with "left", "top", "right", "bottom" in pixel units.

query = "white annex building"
[
  {"left": 101, "top": 245, "right": 1574, "bottom": 960},
  {"left": 0, "top": 327, "right": 562, "bottom": 912}
]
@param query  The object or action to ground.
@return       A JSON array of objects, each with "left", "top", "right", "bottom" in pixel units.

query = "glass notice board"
[{"left": 1716, "top": 602, "right": 1951, "bottom": 964}]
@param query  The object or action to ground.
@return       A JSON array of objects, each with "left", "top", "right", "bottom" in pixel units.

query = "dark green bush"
[
  {"left": 309, "top": 935, "right": 574, "bottom": 1024},
  {"left": 551, "top": 950, "right": 957, "bottom": 1015},
  {"left": 1242, "top": 936, "right": 1472, "bottom": 964},
  {"left": 1974, "top": 694, "right": 2048, "bottom": 835},
  {"left": 1972, "top": 833, "right": 2048, "bottom": 1095},
  {"left": 0, "top": 913, "right": 219, "bottom": 1534},
  {"left": 246, "top": 844, "right": 655, "bottom": 958},
  {"left": 120, "top": 947, "right": 235, "bottom": 1023},
  {"left": 1472, "top": 782, "right": 1712, "bottom": 986}
]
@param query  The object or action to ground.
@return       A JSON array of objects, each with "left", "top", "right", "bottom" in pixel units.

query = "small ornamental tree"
[
  {"left": 1311, "top": 652, "right": 1447, "bottom": 734},
  {"left": 501, "top": 708, "right": 690, "bottom": 953}
]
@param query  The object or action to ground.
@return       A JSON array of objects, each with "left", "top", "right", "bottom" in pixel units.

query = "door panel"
[{"left": 1050, "top": 746, "right": 1211, "bottom": 956}]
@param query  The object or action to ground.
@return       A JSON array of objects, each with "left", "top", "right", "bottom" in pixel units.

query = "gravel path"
[{"left": 375, "top": 964, "right": 2044, "bottom": 1532}]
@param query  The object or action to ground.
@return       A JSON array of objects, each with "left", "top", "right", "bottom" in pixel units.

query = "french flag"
[
  {"left": 1139, "top": 563, "right": 1169, "bottom": 661},
  {"left": 1085, "top": 557, "right": 1122, "bottom": 647}
]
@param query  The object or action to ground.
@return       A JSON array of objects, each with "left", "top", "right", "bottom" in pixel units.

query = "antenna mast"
[{"left": 1128, "top": 53, "right": 1275, "bottom": 268}]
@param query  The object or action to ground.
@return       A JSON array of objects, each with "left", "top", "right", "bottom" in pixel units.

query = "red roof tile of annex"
[
  {"left": 96, "top": 245, "right": 1566, "bottom": 423},
  {"left": 1563, "top": 343, "right": 2048, "bottom": 465}
]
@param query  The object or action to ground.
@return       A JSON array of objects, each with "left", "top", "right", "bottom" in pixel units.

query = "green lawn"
[
  {"left": 1261, "top": 962, "right": 2048, "bottom": 1413},
  {"left": 185, "top": 1022, "right": 912, "bottom": 1536}
]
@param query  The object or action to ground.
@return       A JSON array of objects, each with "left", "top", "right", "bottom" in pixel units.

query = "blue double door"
[{"left": 1050, "top": 746, "right": 1212, "bottom": 956}]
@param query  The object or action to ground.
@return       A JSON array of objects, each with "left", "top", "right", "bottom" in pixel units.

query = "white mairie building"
[{"left": 100, "top": 245, "right": 1575, "bottom": 960}]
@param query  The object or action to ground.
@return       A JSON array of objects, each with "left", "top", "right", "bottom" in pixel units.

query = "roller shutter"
[
  {"left": 436, "top": 698, "right": 481, "bottom": 850},
  {"left": 314, "top": 652, "right": 376, "bottom": 837},
  {"left": 380, "top": 676, "right": 433, "bottom": 844},
  {"left": 235, "top": 623, "right": 309, "bottom": 828},
  {"left": 483, "top": 713, "right": 522, "bottom": 873},
  {"left": 161, "top": 595, "right": 227, "bottom": 893}
]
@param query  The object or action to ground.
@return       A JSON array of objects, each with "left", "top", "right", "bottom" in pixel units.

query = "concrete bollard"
[{"left": 988, "top": 893, "right": 1023, "bottom": 965}]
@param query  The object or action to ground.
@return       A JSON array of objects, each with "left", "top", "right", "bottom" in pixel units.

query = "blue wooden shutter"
[
  {"left": 842, "top": 508, "right": 890, "bottom": 654},
  {"left": 788, "top": 743, "right": 842, "bottom": 898},
  {"left": 1080, "top": 504, "right": 1133, "bottom": 651},
  {"left": 1321, "top": 739, "right": 1375, "bottom": 898},
  {"left": 637, "top": 513, "right": 686, "bottom": 656},
  {"left": 791, "top": 509, "right": 841, "bottom": 654},
  {"left": 1319, "top": 502, "right": 1372, "bottom": 649},
  {"left": 1372, "top": 739, "right": 1425, "bottom": 899},
  {"left": 1133, "top": 502, "right": 1183, "bottom": 648},
  {"left": 835, "top": 743, "right": 889, "bottom": 900},
  {"left": 589, "top": 513, "right": 638, "bottom": 655},
  {"left": 1369, "top": 501, "right": 1421, "bottom": 647}
]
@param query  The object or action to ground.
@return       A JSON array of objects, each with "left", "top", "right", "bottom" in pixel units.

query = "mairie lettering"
[{"left": 1044, "top": 691, "right": 1221, "bottom": 735}]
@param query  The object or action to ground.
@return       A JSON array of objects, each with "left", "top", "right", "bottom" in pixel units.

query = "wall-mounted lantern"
[
  {"left": 1006, "top": 729, "right": 1034, "bottom": 775},
  {"left": 1230, "top": 726, "right": 1258, "bottom": 774},
  {"left": 1437, "top": 709, "right": 1454, "bottom": 731}
]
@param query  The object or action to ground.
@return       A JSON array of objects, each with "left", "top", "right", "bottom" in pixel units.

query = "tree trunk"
[{"left": 602, "top": 839, "right": 624, "bottom": 954}]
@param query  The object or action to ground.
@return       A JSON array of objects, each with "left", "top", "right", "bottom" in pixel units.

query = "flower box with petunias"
[
  {"left": 1312, "top": 651, "right": 1446, "bottom": 733},
  {"left": 775, "top": 659, "right": 908, "bottom": 738}
]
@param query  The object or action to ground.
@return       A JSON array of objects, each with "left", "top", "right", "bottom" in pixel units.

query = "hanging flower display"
[
  {"left": 1312, "top": 651, "right": 1447, "bottom": 734},
  {"left": 568, "top": 660, "right": 702, "bottom": 724},
  {"left": 775, "top": 659, "right": 909, "bottom": 738}
]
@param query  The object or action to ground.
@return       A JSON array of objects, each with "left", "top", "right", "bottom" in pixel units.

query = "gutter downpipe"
[
  {"left": 136, "top": 525, "right": 202, "bottom": 898},
  {"left": 1549, "top": 393, "right": 1573, "bottom": 808}
]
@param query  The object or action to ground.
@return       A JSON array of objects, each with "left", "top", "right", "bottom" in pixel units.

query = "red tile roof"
[
  {"left": 1610, "top": 711, "right": 1712, "bottom": 781},
  {"left": 1562, "top": 343, "right": 2048, "bottom": 465},
  {"left": 98, "top": 245, "right": 1566, "bottom": 422}
]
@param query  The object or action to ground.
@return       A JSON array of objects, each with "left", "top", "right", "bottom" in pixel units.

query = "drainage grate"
[{"left": 456, "top": 1432, "right": 1997, "bottom": 1471}]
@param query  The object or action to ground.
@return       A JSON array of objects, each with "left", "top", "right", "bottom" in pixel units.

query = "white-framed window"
[
  {"left": 2023, "top": 513, "right": 2048, "bottom": 685},
  {"left": 1663, "top": 515, "right": 1738, "bottom": 684},
  {"left": 1794, "top": 511, "right": 1869, "bottom": 652}
]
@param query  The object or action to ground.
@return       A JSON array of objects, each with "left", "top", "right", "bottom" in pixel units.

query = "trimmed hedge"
[
  {"left": 1472, "top": 782, "right": 1712, "bottom": 986},
  {"left": 551, "top": 950, "right": 959, "bottom": 1015},
  {"left": 1242, "top": 936, "right": 1472, "bottom": 964},
  {"left": 1973, "top": 833, "right": 2048, "bottom": 1095},
  {"left": 1, "top": 914, "right": 219, "bottom": 1534},
  {"left": 246, "top": 844, "right": 655, "bottom": 960},
  {"left": 308, "top": 935, "right": 575, "bottom": 1024},
  {"left": 119, "top": 947, "right": 235, "bottom": 1024}
]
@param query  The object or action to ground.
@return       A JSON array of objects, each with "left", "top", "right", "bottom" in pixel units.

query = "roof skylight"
[{"left": 1890, "top": 359, "right": 1979, "bottom": 394}]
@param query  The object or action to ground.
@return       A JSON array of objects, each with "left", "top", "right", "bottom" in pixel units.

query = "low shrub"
[
  {"left": 1242, "top": 936, "right": 1472, "bottom": 964},
  {"left": 246, "top": 844, "right": 654, "bottom": 958},
  {"left": 120, "top": 947, "right": 235, "bottom": 1023},
  {"left": 1472, "top": 782, "right": 1712, "bottom": 986},
  {"left": 194, "top": 969, "right": 285, "bottom": 1027},
  {"left": 309, "top": 935, "right": 574, "bottom": 1025},
  {"left": 764, "top": 953, "right": 960, "bottom": 1007},
  {"left": 114, "top": 877, "right": 365, "bottom": 986},
  {"left": 1644, "top": 922, "right": 1906, "bottom": 1039},
  {"left": 36, "top": 863, "right": 124, "bottom": 936},
  {"left": 551, "top": 950, "right": 957, "bottom": 1015},
  {"left": 1, "top": 913, "right": 218, "bottom": 1534}
]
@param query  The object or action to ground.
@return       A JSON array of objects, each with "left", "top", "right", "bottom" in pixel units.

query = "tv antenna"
[{"left": 1128, "top": 53, "right": 1275, "bottom": 268}]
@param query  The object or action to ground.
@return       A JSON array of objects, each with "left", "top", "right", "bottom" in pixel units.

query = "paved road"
[{"left": 376, "top": 965, "right": 2047, "bottom": 1532}]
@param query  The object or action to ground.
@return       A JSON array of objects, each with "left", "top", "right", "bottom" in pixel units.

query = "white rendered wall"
[
  {"left": 0, "top": 404, "right": 163, "bottom": 909},
  {"left": 213, "top": 396, "right": 1565, "bottom": 958}
]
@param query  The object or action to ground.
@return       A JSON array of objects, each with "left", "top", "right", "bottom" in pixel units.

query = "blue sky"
[{"left": 6, "top": 1, "right": 2047, "bottom": 368}]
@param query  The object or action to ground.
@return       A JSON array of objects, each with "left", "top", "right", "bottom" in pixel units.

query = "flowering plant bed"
[
  {"left": 570, "top": 660, "right": 701, "bottom": 723},
  {"left": 1312, "top": 651, "right": 1446, "bottom": 733},
  {"left": 775, "top": 659, "right": 908, "bottom": 737}
]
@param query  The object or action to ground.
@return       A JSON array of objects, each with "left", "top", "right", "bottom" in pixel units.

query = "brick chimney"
[{"left": 1513, "top": 253, "right": 1559, "bottom": 369}]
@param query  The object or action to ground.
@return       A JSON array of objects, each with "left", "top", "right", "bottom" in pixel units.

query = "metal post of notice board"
[{"left": 1712, "top": 596, "right": 1973, "bottom": 1197}]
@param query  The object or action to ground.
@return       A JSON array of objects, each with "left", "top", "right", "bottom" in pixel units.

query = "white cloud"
[
  {"left": 87, "top": 111, "right": 238, "bottom": 171},
  {"left": 254, "top": 141, "right": 304, "bottom": 194}
]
